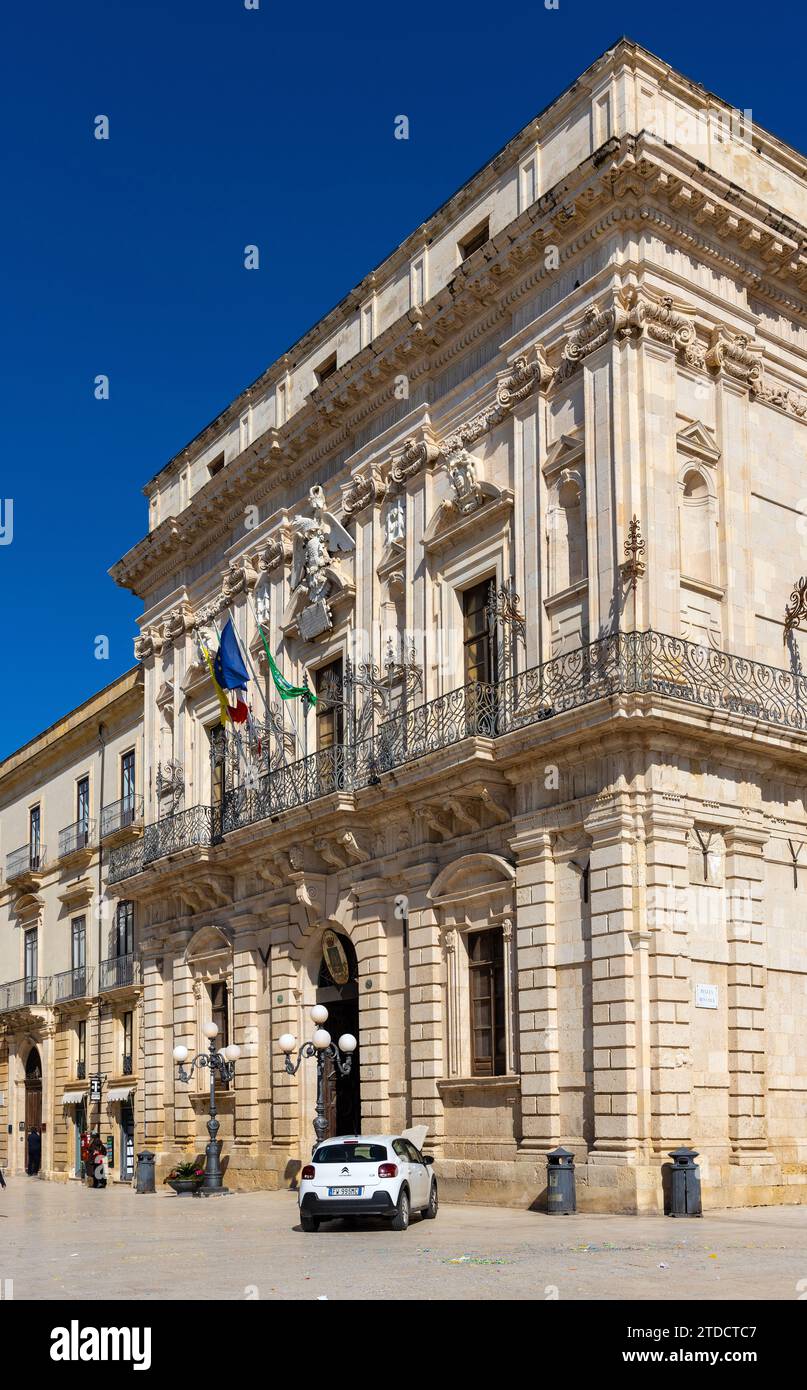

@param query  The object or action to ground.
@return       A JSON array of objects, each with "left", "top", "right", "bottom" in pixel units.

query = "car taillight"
[
  {"left": 378, "top": 1162, "right": 398, "bottom": 1178},
  {"left": 301, "top": 1165, "right": 315, "bottom": 1180}
]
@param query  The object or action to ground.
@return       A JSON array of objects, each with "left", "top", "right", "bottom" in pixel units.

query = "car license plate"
[{"left": 328, "top": 1186, "right": 363, "bottom": 1197}]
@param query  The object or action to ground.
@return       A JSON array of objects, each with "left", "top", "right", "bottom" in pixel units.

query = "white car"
[{"left": 298, "top": 1133, "right": 438, "bottom": 1232}]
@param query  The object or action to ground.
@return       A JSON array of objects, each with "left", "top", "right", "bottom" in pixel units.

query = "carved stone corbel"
[
  {"left": 339, "top": 831, "right": 370, "bottom": 863},
  {"left": 389, "top": 435, "right": 441, "bottom": 487},
  {"left": 446, "top": 797, "right": 481, "bottom": 832},
  {"left": 342, "top": 466, "right": 385, "bottom": 517},
  {"left": 477, "top": 786, "right": 510, "bottom": 824},
  {"left": 315, "top": 839, "right": 348, "bottom": 871},
  {"left": 705, "top": 327, "right": 762, "bottom": 389},
  {"left": 259, "top": 530, "right": 293, "bottom": 573}
]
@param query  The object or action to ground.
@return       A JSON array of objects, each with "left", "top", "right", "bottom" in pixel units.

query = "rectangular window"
[
  {"left": 276, "top": 380, "right": 287, "bottom": 426},
  {"left": 459, "top": 218, "right": 489, "bottom": 262},
  {"left": 316, "top": 353, "right": 338, "bottom": 386},
  {"left": 29, "top": 806, "right": 41, "bottom": 867},
  {"left": 77, "top": 1019, "right": 86, "bottom": 1073},
  {"left": 121, "top": 750, "right": 136, "bottom": 817},
  {"left": 122, "top": 1012, "right": 133, "bottom": 1074},
  {"left": 24, "top": 928, "right": 38, "bottom": 1002},
  {"left": 469, "top": 928, "right": 506, "bottom": 1076},
  {"left": 410, "top": 254, "right": 425, "bottom": 308},
  {"left": 207, "top": 452, "right": 225, "bottom": 479},
  {"left": 239, "top": 412, "right": 251, "bottom": 450},
  {"left": 315, "top": 659, "right": 344, "bottom": 752},
  {"left": 463, "top": 580, "right": 497, "bottom": 685},
  {"left": 116, "top": 901, "right": 134, "bottom": 958},
  {"left": 360, "top": 299, "right": 374, "bottom": 348},
  {"left": 71, "top": 917, "right": 86, "bottom": 974},
  {"left": 76, "top": 776, "right": 90, "bottom": 843},
  {"left": 519, "top": 157, "right": 537, "bottom": 212}
]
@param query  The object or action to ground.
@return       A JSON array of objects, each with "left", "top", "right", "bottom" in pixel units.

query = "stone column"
[
  {"left": 269, "top": 923, "right": 299, "bottom": 1150},
  {"left": 510, "top": 823, "right": 560, "bottom": 1152},
  {"left": 169, "top": 934, "right": 195, "bottom": 1150},
  {"left": 724, "top": 825, "right": 772, "bottom": 1163}
]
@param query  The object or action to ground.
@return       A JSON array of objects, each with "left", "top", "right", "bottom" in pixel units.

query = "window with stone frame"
[
  {"left": 210, "top": 981, "right": 230, "bottom": 1089},
  {"left": 122, "top": 1011, "right": 133, "bottom": 1075},
  {"left": 462, "top": 579, "right": 497, "bottom": 685},
  {"left": 468, "top": 927, "right": 507, "bottom": 1076}
]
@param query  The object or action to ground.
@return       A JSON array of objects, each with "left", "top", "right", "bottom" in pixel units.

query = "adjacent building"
[
  {"left": 3, "top": 39, "right": 807, "bottom": 1210},
  {"left": 0, "top": 670, "right": 143, "bottom": 1182}
]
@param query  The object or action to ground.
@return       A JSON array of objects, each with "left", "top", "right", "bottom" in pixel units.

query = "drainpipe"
[{"left": 96, "top": 722, "right": 108, "bottom": 1131}]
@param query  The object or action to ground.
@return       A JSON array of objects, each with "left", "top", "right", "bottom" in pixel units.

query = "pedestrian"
[
  {"left": 26, "top": 1126, "right": 42, "bottom": 1176},
  {"left": 89, "top": 1135, "right": 107, "bottom": 1189},
  {"left": 0, "top": 1163, "right": 5, "bottom": 1189}
]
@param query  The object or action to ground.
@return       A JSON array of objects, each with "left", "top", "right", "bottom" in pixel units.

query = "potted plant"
[{"left": 164, "top": 1161, "right": 204, "bottom": 1195}]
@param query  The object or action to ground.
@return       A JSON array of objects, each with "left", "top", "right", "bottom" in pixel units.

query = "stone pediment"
[
  {"left": 428, "top": 852, "right": 516, "bottom": 906},
  {"left": 422, "top": 485, "right": 512, "bottom": 555},
  {"left": 676, "top": 420, "right": 720, "bottom": 464},
  {"left": 155, "top": 680, "right": 174, "bottom": 711},
  {"left": 12, "top": 890, "right": 44, "bottom": 927},
  {"left": 180, "top": 660, "right": 209, "bottom": 699},
  {"left": 542, "top": 431, "right": 584, "bottom": 477}
]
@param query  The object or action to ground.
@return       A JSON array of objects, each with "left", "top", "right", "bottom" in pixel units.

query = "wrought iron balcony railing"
[
  {"left": 58, "top": 820, "right": 96, "bottom": 858},
  {"left": 99, "top": 953, "right": 140, "bottom": 991},
  {"left": 51, "top": 966, "right": 94, "bottom": 1003},
  {"left": 122, "top": 1053, "right": 133, "bottom": 1075},
  {"left": 77, "top": 1061, "right": 87, "bottom": 1080},
  {"left": 107, "top": 629, "right": 807, "bottom": 884},
  {"left": 100, "top": 795, "right": 144, "bottom": 839},
  {"left": 0, "top": 977, "right": 48, "bottom": 1011},
  {"left": 6, "top": 843, "right": 46, "bottom": 881},
  {"left": 108, "top": 805, "right": 215, "bottom": 884}
]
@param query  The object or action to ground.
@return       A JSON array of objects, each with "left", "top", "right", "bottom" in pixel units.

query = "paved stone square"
[{"left": 2, "top": 1177, "right": 806, "bottom": 1301}]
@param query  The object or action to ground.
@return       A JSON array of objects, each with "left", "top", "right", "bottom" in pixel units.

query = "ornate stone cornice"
[{"left": 342, "top": 465, "right": 386, "bottom": 517}]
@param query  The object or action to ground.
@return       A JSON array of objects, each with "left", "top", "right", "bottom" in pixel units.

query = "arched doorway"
[
  {"left": 316, "top": 931, "right": 361, "bottom": 1137},
  {"left": 25, "top": 1047, "right": 43, "bottom": 1174}
]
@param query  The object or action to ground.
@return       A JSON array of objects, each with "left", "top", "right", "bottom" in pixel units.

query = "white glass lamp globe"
[
  {"left": 172, "top": 1045, "right": 189, "bottom": 1063},
  {"left": 338, "top": 1033, "right": 357, "bottom": 1054},
  {"left": 278, "top": 1033, "right": 297, "bottom": 1054},
  {"left": 312, "top": 1029, "right": 331, "bottom": 1050},
  {"left": 203, "top": 1022, "right": 219, "bottom": 1039},
  {"left": 310, "top": 1004, "right": 329, "bottom": 1025},
  {"left": 224, "top": 1044, "right": 241, "bottom": 1062}
]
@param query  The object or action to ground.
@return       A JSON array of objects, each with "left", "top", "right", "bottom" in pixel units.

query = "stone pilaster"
[
  {"left": 510, "top": 823, "right": 560, "bottom": 1151},
  {"left": 584, "top": 799, "right": 638, "bottom": 1154},
  {"left": 231, "top": 924, "right": 260, "bottom": 1148},
  {"left": 141, "top": 947, "right": 166, "bottom": 1150},
  {"left": 644, "top": 802, "right": 693, "bottom": 1149},
  {"left": 352, "top": 879, "right": 392, "bottom": 1135},
  {"left": 724, "top": 825, "right": 771, "bottom": 1162},
  {"left": 169, "top": 936, "right": 195, "bottom": 1149},
  {"left": 402, "top": 864, "right": 443, "bottom": 1143},
  {"left": 269, "top": 924, "right": 299, "bottom": 1149}
]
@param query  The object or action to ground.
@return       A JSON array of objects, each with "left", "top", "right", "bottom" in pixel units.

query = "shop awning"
[
  {"left": 61, "top": 1091, "right": 87, "bottom": 1105},
  {"left": 107, "top": 1086, "right": 135, "bottom": 1102}
]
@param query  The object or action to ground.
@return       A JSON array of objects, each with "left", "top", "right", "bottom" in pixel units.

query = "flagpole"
[
  {"left": 241, "top": 591, "right": 306, "bottom": 764},
  {"left": 208, "top": 616, "right": 253, "bottom": 788},
  {"left": 223, "top": 604, "right": 291, "bottom": 770}
]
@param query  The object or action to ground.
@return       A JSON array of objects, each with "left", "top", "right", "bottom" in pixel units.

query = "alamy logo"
[{"left": 50, "top": 1321, "right": 151, "bottom": 1371}]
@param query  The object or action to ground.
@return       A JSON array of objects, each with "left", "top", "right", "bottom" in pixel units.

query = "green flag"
[{"left": 258, "top": 626, "right": 316, "bottom": 706}]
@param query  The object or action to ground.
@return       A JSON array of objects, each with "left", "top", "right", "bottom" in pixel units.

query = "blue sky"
[{"left": 1, "top": 0, "right": 804, "bottom": 759}]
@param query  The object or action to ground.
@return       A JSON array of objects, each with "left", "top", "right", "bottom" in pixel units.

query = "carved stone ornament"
[
  {"left": 342, "top": 467, "right": 385, "bottom": 517},
  {"left": 164, "top": 605, "right": 195, "bottom": 645},
  {"left": 222, "top": 555, "right": 259, "bottom": 598},
  {"left": 446, "top": 450, "right": 485, "bottom": 515},
  {"left": 389, "top": 435, "right": 441, "bottom": 486},
  {"left": 704, "top": 326, "right": 762, "bottom": 389},
  {"left": 259, "top": 531, "right": 293, "bottom": 572},
  {"left": 752, "top": 378, "right": 807, "bottom": 420},
  {"left": 442, "top": 348, "right": 551, "bottom": 460}
]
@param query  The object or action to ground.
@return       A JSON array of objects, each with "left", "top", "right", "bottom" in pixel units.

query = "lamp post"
[
  {"left": 172, "top": 1023, "right": 241, "bottom": 1196},
  {"left": 278, "top": 1006, "right": 357, "bottom": 1147}
]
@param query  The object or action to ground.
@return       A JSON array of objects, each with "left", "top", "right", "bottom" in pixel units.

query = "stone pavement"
[{"left": 2, "top": 1176, "right": 806, "bottom": 1301}]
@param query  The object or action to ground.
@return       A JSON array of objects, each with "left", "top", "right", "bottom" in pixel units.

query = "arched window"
[
  {"left": 549, "top": 470, "right": 586, "bottom": 593},
  {"left": 679, "top": 466, "right": 716, "bottom": 585}
]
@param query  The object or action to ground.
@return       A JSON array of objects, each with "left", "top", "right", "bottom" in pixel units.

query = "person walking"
[
  {"left": 0, "top": 1163, "right": 6, "bottom": 1189},
  {"left": 26, "top": 1126, "right": 42, "bottom": 1177},
  {"left": 89, "top": 1135, "right": 107, "bottom": 1189}
]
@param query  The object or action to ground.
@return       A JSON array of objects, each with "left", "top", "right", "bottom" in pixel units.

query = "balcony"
[
  {"left": 99, "top": 954, "right": 140, "bottom": 991},
  {"left": 58, "top": 819, "right": 96, "bottom": 862},
  {"left": 107, "top": 629, "right": 807, "bottom": 885},
  {"left": 51, "top": 966, "right": 94, "bottom": 1004},
  {"left": 0, "top": 977, "right": 48, "bottom": 1012},
  {"left": 6, "top": 843, "right": 46, "bottom": 885},
  {"left": 100, "top": 795, "right": 144, "bottom": 842}
]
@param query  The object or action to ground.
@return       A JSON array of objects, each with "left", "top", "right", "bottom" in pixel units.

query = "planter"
[{"left": 166, "top": 1178, "right": 201, "bottom": 1196}]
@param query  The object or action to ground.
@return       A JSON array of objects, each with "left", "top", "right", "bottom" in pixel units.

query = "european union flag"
[{"left": 213, "top": 619, "right": 249, "bottom": 693}]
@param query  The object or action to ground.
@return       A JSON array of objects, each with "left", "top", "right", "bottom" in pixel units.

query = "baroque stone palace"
[{"left": 4, "top": 39, "right": 807, "bottom": 1210}]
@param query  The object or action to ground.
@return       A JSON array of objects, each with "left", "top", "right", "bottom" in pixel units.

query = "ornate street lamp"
[
  {"left": 172, "top": 1023, "right": 241, "bottom": 1196},
  {"left": 278, "top": 1006, "right": 357, "bottom": 1147}
]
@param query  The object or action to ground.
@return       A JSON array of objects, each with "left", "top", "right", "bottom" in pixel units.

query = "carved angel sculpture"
[{"left": 284, "top": 485, "right": 354, "bottom": 622}]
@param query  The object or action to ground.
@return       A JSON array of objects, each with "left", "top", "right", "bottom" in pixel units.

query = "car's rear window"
[{"left": 313, "top": 1143, "right": 387, "bottom": 1163}]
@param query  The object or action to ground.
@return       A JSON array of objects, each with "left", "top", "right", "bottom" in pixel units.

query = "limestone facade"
[{"left": 3, "top": 40, "right": 807, "bottom": 1211}]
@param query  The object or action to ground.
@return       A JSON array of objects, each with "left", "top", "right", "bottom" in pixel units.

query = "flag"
[
  {"left": 200, "top": 640, "right": 232, "bottom": 727},
  {"left": 256, "top": 625, "right": 316, "bottom": 706},
  {"left": 214, "top": 619, "right": 249, "bottom": 694}
]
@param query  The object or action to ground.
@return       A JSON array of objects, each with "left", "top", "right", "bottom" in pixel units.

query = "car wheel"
[
  {"left": 300, "top": 1213, "right": 320, "bottom": 1233},
  {"left": 391, "top": 1187, "right": 410, "bottom": 1231},
  {"left": 423, "top": 1178, "right": 438, "bottom": 1220}
]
